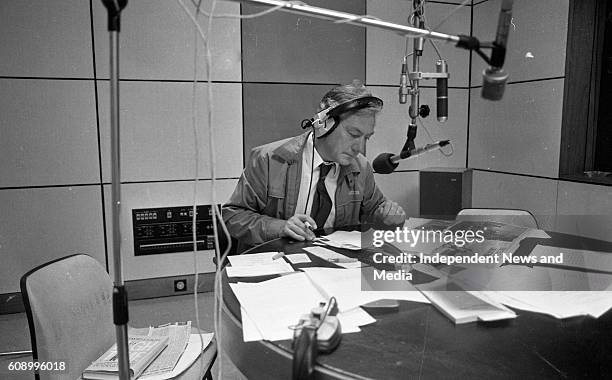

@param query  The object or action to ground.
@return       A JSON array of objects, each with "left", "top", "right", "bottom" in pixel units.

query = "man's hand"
[
  {"left": 281, "top": 214, "right": 318, "bottom": 241},
  {"left": 375, "top": 200, "right": 406, "bottom": 226}
]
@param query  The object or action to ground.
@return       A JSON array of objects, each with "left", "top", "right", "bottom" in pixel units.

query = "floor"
[{"left": 0, "top": 292, "right": 247, "bottom": 379}]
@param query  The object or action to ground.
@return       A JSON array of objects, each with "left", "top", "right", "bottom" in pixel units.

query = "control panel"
[{"left": 132, "top": 205, "right": 216, "bottom": 256}]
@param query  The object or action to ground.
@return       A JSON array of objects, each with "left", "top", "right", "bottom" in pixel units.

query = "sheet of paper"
[
  {"left": 226, "top": 260, "right": 294, "bottom": 278},
  {"left": 491, "top": 291, "right": 612, "bottom": 319},
  {"left": 530, "top": 245, "right": 612, "bottom": 273},
  {"left": 240, "top": 306, "right": 264, "bottom": 342},
  {"left": 285, "top": 253, "right": 311, "bottom": 264},
  {"left": 227, "top": 252, "right": 279, "bottom": 266},
  {"left": 301, "top": 267, "right": 429, "bottom": 312},
  {"left": 416, "top": 281, "right": 516, "bottom": 324},
  {"left": 337, "top": 307, "right": 376, "bottom": 329},
  {"left": 139, "top": 333, "right": 214, "bottom": 380},
  {"left": 315, "top": 230, "right": 362, "bottom": 250}
]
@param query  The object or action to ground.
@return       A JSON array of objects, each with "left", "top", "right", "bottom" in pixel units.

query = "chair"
[
  {"left": 456, "top": 208, "right": 539, "bottom": 228},
  {"left": 20, "top": 254, "right": 216, "bottom": 380}
]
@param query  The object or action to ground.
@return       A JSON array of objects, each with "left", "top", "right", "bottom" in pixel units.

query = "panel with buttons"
[{"left": 132, "top": 205, "right": 216, "bottom": 256}]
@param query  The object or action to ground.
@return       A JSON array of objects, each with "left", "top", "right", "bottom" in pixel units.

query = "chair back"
[
  {"left": 456, "top": 208, "right": 539, "bottom": 228},
  {"left": 20, "top": 254, "right": 115, "bottom": 380}
]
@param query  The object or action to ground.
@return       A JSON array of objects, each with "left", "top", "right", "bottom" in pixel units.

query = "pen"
[
  {"left": 304, "top": 221, "right": 314, "bottom": 231},
  {"left": 272, "top": 252, "right": 284, "bottom": 260}
]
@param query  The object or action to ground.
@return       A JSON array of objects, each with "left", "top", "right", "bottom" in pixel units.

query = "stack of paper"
[
  {"left": 230, "top": 272, "right": 375, "bottom": 342},
  {"left": 226, "top": 252, "right": 295, "bottom": 277}
]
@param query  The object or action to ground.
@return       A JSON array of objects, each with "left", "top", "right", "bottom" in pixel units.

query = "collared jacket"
[{"left": 222, "top": 132, "right": 388, "bottom": 250}]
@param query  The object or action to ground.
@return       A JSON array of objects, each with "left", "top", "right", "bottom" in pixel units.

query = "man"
[{"left": 223, "top": 80, "right": 405, "bottom": 251}]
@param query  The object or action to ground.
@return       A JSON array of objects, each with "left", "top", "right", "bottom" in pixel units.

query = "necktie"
[{"left": 310, "top": 163, "right": 333, "bottom": 228}]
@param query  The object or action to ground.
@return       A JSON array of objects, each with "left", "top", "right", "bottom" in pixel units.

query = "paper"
[
  {"left": 530, "top": 245, "right": 612, "bottom": 273},
  {"left": 226, "top": 260, "right": 294, "bottom": 278},
  {"left": 230, "top": 273, "right": 370, "bottom": 342},
  {"left": 285, "top": 253, "right": 311, "bottom": 264},
  {"left": 490, "top": 291, "right": 612, "bottom": 319},
  {"left": 140, "top": 322, "right": 192, "bottom": 377},
  {"left": 301, "top": 267, "right": 429, "bottom": 312},
  {"left": 227, "top": 252, "right": 279, "bottom": 266},
  {"left": 416, "top": 280, "right": 516, "bottom": 324},
  {"left": 315, "top": 230, "right": 362, "bottom": 250},
  {"left": 140, "top": 333, "right": 214, "bottom": 380}
]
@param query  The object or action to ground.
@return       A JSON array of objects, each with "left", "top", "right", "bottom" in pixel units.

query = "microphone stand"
[
  {"left": 399, "top": 0, "right": 449, "bottom": 161},
  {"left": 101, "top": 1, "right": 130, "bottom": 379}
]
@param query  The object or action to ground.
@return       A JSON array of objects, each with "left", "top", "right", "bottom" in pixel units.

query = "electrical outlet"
[{"left": 174, "top": 279, "right": 187, "bottom": 292}]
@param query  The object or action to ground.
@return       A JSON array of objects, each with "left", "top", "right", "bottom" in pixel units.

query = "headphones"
[{"left": 301, "top": 96, "right": 383, "bottom": 138}]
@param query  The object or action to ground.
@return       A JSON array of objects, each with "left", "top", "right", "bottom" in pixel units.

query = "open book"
[{"left": 82, "top": 335, "right": 169, "bottom": 380}]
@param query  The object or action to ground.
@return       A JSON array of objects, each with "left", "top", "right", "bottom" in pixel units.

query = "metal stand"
[{"left": 101, "top": 1, "right": 130, "bottom": 379}]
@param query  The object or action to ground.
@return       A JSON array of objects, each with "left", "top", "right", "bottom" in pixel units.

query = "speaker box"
[{"left": 419, "top": 168, "right": 472, "bottom": 219}]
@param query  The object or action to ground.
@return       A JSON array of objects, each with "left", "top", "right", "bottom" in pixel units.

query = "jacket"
[{"left": 222, "top": 132, "right": 387, "bottom": 250}]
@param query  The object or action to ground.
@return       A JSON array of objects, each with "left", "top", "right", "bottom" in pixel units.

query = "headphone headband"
[{"left": 301, "top": 96, "right": 383, "bottom": 137}]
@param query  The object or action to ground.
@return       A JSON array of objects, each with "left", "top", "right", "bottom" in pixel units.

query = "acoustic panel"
[
  {"left": 93, "top": 0, "right": 241, "bottom": 81},
  {"left": 0, "top": 0, "right": 93, "bottom": 78},
  {"left": 242, "top": 0, "right": 365, "bottom": 83},
  {"left": 374, "top": 171, "right": 420, "bottom": 218},
  {"left": 471, "top": 170, "right": 557, "bottom": 230},
  {"left": 98, "top": 81, "right": 243, "bottom": 182},
  {"left": 242, "top": 83, "right": 333, "bottom": 160},
  {"left": 468, "top": 80, "right": 563, "bottom": 178},
  {"left": 0, "top": 186, "right": 106, "bottom": 294},
  {"left": 0, "top": 79, "right": 99, "bottom": 187},
  {"left": 556, "top": 180, "right": 612, "bottom": 242},
  {"left": 471, "top": 0, "right": 569, "bottom": 86}
]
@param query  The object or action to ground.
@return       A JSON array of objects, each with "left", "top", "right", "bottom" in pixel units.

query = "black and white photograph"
[{"left": 1, "top": 0, "right": 611, "bottom": 379}]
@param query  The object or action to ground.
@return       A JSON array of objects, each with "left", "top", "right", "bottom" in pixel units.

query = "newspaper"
[{"left": 130, "top": 321, "right": 192, "bottom": 377}]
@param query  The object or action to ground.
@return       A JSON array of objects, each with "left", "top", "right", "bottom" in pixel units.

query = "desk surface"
[{"left": 221, "top": 229, "right": 612, "bottom": 379}]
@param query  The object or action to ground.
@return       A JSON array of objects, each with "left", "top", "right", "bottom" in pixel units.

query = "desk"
[{"left": 221, "top": 229, "right": 612, "bottom": 379}]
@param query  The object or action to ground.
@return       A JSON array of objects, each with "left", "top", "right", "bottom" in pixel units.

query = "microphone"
[
  {"left": 481, "top": 0, "right": 513, "bottom": 101},
  {"left": 436, "top": 60, "right": 448, "bottom": 122},
  {"left": 373, "top": 140, "right": 450, "bottom": 174},
  {"left": 399, "top": 56, "right": 409, "bottom": 104}
]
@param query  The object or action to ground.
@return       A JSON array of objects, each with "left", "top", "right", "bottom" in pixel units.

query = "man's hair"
[{"left": 318, "top": 79, "right": 382, "bottom": 120}]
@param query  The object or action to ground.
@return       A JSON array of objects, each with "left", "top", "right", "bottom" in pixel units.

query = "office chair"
[
  {"left": 456, "top": 208, "right": 539, "bottom": 228},
  {"left": 20, "top": 254, "right": 216, "bottom": 380}
]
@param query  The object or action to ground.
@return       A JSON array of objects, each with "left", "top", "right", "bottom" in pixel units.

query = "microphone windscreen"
[
  {"left": 481, "top": 68, "right": 509, "bottom": 101},
  {"left": 372, "top": 153, "right": 399, "bottom": 174}
]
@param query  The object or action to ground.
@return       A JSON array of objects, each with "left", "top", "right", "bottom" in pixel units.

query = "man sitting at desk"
[{"left": 223, "top": 80, "right": 406, "bottom": 251}]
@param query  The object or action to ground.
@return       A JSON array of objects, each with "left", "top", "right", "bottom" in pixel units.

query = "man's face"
[{"left": 317, "top": 113, "right": 376, "bottom": 166}]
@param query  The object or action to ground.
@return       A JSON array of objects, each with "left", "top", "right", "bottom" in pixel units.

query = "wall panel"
[
  {"left": 242, "top": 0, "right": 365, "bottom": 83},
  {"left": 471, "top": 0, "right": 569, "bottom": 86},
  {"left": 242, "top": 83, "right": 332, "bottom": 159},
  {"left": 471, "top": 170, "right": 557, "bottom": 230},
  {"left": 0, "top": 186, "right": 106, "bottom": 294},
  {"left": 0, "top": 0, "right": 93, "bottom": 78},
  {"left": 556, "top": 181, "right": 612, "bottom": 242},
  {"left": 92, "top": 0, "right": 241, "bottom": 81},
  {"left": 468, "top": 80, "right": 563, "bottom": 178},
  {"left": 0, "top": 79, "right": 99, "bottom": 187},
  {"left": 374, "top": 171, "right": 420, "bottom": 217},
  {"left": 98, "top": 82, "right": 243, "bottom": 182}
]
